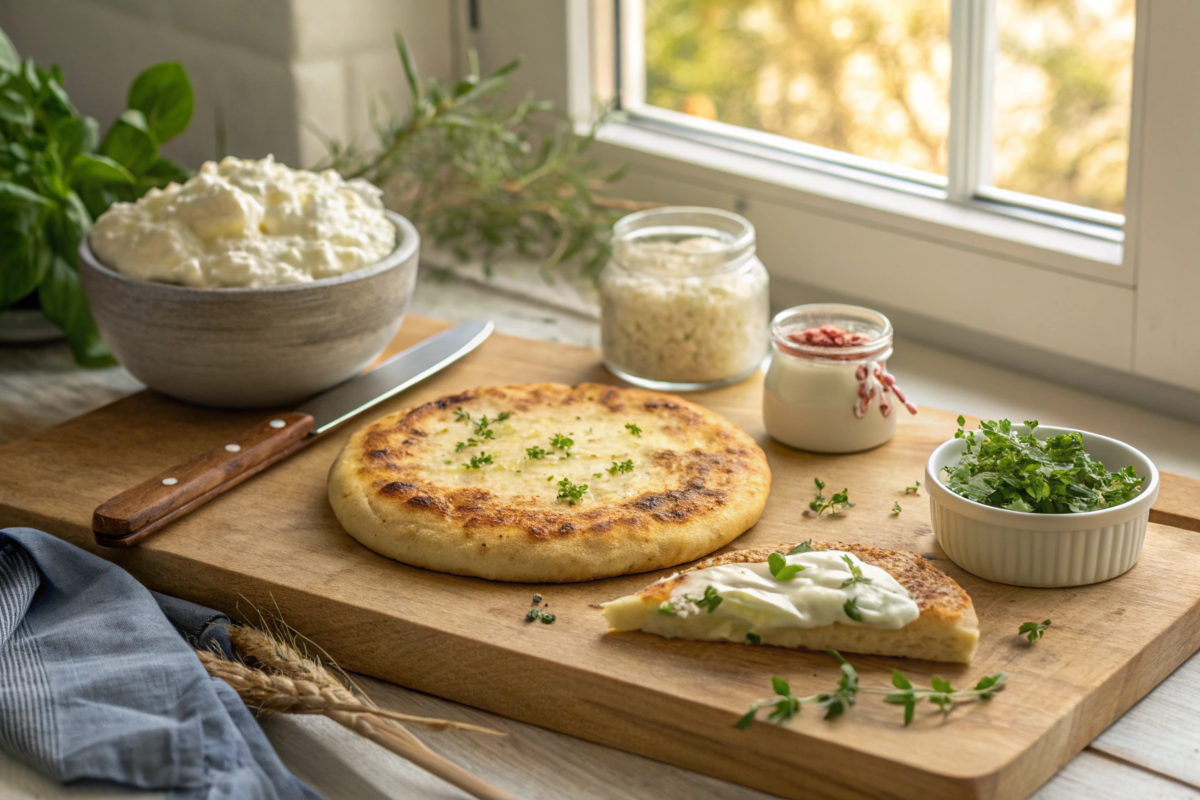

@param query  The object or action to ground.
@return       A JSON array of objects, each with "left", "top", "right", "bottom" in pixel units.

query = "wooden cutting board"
[{"left": 3, "top": 315, "right": 1200, "bottom": 800}]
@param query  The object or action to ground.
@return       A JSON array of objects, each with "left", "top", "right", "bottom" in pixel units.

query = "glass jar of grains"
[
  {"left": 763, "top": 304, "right": 918, "bottom": 453},
  {"left": 599, "top": 207, "right": 769, "bottom": 391}
]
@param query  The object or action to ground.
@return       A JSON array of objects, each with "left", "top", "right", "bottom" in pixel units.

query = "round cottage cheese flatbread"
[{"left": 327, "top": 383, "right": 771, "bottom": 582}]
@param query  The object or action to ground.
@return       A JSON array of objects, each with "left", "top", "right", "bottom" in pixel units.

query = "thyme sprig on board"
[
  {"left": 735, "top": 650, "right": 859, "bottom": 728},
  {"left": 1019, "top": 620, "right": 1051, "bottom": 643},
  {"left": 809, "top": 479, "right": 855, "bottom": 515},
  {"left": 736, "top": 651, "right": 1006, "bottom": 729}
]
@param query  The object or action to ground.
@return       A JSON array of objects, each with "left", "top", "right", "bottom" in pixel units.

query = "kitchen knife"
[{"left": 92, "top": 319, "right": 494, "bottom": 548}]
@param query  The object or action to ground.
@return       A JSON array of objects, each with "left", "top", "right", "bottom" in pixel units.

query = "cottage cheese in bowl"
[{"left": 90, "top": 155, "right": 396, "bottom": 288}]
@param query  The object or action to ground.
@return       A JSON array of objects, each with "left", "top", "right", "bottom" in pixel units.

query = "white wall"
[{"left": 0, "top": 0, "right": 456, "bottom": 169}]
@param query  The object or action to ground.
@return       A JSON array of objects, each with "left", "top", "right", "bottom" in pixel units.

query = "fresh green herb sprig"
[
  {"left": 463, "top": 452, "right": 493, "bottom": 470},
  {"left": 884, "top": 671, "right": 1006, "bottom": 726},
  {"left": 550, "top": 432, "right": 574, "bottom": 452},
  {"left": 746, "top": 632, "right": 761, "bottom": 644},
  {"left": 767, "top": 552, "right": 806, "bottom": 582},
  {"left": 556, "top": 477, "right": 588, "bottom": 505},
  {"left": 0, "top": 30, "right": 194, "bottom": 365},
  {"left": 454, "top": 407, "right": 471, "bottom": 422},
  {"left": 736, "top": 651, "right": 1006, "bottom": 729},
  {"left": 944, "top": 416, "right": 1144, "bottom": 513},
  {"left": 1019, "top": 619, "right": 1051, "bottom": 643},
  {"left": 892, "top": 502, "right": 902, "bottom": 515},
  {"left": 456, "top": 438, "right": 480, "bottom": 451},
  {"left": 684, "top": 585, "right": 723, "bottom": 614},
  {"left": 839, "top": 555, "right": 873, "bottom": 589},
  {"left": 735, "top": 650, "right": 859, "bottom": 728},
  {"left": 526, "top": 446, "right": 547, "bottom": 459},
  {"left": 905, "top": 480, "right": 921, "bottom": 495},
  {"left": 625, "top": 423, "right": 642, "bottom": 437},
  {"left": 788, "top": 540, "right": 815, "bottom": 554},
  {"left": 607, "top": 459, "right": 634, "bottom": 476},
  {"left": 319, "top": 31, "right": 641, "bottom": 277},
  {"left": 809, "top": 479, "right": 855, "bottom": 515},
  {"left": 472, "top": 411, "right": 510, "bottom": 440}
]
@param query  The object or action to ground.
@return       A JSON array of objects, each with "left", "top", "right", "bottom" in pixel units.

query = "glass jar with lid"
[
  {"left": 599, "top": 206, "right": 770, "bottom": 391},
  {"left": 763, "top": 304, "right": 918, "bottom": 453}
]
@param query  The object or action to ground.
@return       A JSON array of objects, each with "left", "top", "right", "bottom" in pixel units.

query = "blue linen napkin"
[{"left": 0, "top": 527, "right": 322, "bottom": 799}]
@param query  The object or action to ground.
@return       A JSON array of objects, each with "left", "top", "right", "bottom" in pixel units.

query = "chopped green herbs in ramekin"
[{"left": 943, "top": 417, "right": 1144, "bottom": 514}]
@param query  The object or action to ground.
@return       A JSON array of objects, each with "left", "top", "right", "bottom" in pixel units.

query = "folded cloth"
[{"left": 0, "top": 527, "right": 321, "bottom": 799}]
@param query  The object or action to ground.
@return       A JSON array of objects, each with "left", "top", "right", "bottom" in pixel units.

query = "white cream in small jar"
[{"left": 763, "top": 304, "right": 917, "bottom": 453}]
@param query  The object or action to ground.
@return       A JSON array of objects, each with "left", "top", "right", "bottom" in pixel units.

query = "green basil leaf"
[
  {"left": 0, "top": 179, "right": 56, "bottom": 210},
  {"left": 71, "top": 153, "right": 135, "bottom": 185},
  {"left": 140, "top": 155, "right": 189, "bottom": 185},
  {"left": 99, "top": 109, "right": 157, "bottom": 173},
  {"left": 37, "top": 255, "right": 114, "bottom": 367},
  {"left": 0, "top": 88, "right": 31, "bottom": 125},
  {"left": 53, "top": 115, "right": 99, "bottom": 165},
  {"left": 0, "top": 207, "right": 50, "bottom": 309},
  {"left": 127, "top": 62, "right": 193, "bottom": 143},
  {"left": 0, "top": 27, "right": 18, "bottom": 74}
]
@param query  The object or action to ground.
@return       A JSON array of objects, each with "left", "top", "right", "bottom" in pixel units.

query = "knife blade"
[{"left": 92, "top": 320, "right": 494, "bottom": 548}]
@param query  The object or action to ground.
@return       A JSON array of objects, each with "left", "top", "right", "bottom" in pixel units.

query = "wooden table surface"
[{"left": 2, "top": 268, "right": 1199, "bottom": 800}]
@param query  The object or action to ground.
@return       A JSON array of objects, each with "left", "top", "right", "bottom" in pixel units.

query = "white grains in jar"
[
  {"left": 599, "top": 207, "right": 769, "bottom": 391},
  {"left": 763, "top": 304, "right": 918, "bottom": 453}
]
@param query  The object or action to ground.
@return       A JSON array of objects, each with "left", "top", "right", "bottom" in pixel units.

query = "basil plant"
[{"left": 0, "top": 26, "right": 193, "bottom": 365}]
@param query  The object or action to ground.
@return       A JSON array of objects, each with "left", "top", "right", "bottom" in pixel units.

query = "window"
[{"left": 621, "top": 0, "right": 1135, "bottom": 231}]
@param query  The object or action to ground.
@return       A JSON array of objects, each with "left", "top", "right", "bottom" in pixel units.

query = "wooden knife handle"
[{"left": 93, "top": 412, "right": 315, "bottom": 548}]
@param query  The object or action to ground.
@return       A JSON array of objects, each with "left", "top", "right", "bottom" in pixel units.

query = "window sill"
[{"left": 594, "top": 119, "right": 1130, "bottom": 287}]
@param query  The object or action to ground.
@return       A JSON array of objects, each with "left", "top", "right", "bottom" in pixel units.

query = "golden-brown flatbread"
[
  {"left": 602, "top": 541, "right": 980, "bottom": 663},
  {"left": 328, "top": 383, "right": 771, "bottom": 582}
]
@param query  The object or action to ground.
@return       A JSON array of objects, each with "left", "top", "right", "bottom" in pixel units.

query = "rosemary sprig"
[
  {"left": 809, "top": 478, "right": 855, "bottom": 515},
  {"left": 318, "top": 31, "right": 650, "bottom": 276}
]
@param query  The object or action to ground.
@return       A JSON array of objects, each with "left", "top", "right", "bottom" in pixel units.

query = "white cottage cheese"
[
  {"left": 599, "top": 237, "right": 769, "bottom": 385},
  {"left": 90, "top": 155, "right": 396, "bottom": 288}
]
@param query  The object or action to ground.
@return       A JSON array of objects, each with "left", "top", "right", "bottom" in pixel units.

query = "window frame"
[
  {"left": 615, "top": 0, "right": 1130, "bottom": 238},
  {"left": 483, "top": 0, "right": 1200, "bottom": 395}
]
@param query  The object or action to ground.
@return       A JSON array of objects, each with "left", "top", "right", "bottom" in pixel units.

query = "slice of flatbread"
[
  {"left": 602, "top": 541, "right": 980, "bottom": 663},
  {"left": 328, "top": 383, "right": 771, "bottom": 583}
]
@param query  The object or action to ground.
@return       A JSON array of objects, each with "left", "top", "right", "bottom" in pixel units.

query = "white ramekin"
[{"left": 925, "top": 425, "right": 1159, "bottom": 588}]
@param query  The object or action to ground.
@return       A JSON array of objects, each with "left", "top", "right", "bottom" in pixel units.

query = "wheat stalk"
[{"left": 197, "top": 622, "right": 517, "bottom": 800}]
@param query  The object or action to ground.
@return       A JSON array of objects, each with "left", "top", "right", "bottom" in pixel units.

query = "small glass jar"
[
  {"left": 599, "top": 206, "right": 770, "bottom": 391},
  {"left": 763, "top": 304, "right": 917, "bottom": 453}
]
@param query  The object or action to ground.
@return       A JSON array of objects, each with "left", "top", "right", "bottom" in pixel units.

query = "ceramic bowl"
[
  {"left": 925, "top": 425, "right": 1159, "bottom": 588},
  {"left": 79, "top": 210, "right": 419, "bottom": 408}
]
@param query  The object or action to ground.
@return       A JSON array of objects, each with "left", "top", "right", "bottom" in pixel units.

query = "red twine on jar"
[{"left": 855, "top": 361, "right": 918, "bottom": 419}]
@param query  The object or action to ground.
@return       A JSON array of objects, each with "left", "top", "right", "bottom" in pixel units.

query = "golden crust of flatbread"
[
  {"left": 604, "top": 541, "right": 980, "bottom": 663},
  {"left": 328, "top": 383, "right": 771, "bottom": 582}
]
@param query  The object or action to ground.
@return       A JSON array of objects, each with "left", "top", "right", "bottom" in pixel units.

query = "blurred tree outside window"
[{"left": 642, "top": 0, "right": 1135, "bottom": 215}]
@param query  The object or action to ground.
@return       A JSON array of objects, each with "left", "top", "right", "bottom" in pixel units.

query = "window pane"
[
  {"left": 992, "top": 0, "right": 1135, "bottom": 214},
  {"left": 643, "top": 0, "right": 952, "bottom": 176}
]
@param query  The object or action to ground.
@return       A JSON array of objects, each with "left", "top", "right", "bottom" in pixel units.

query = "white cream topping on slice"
[{"left": 610, "top": 550, "right": 920, "bottom": 640}]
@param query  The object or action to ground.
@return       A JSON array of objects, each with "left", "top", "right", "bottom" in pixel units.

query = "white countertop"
[{"left": 2, "top": 263, "right": 1198, "bottom": 800}]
